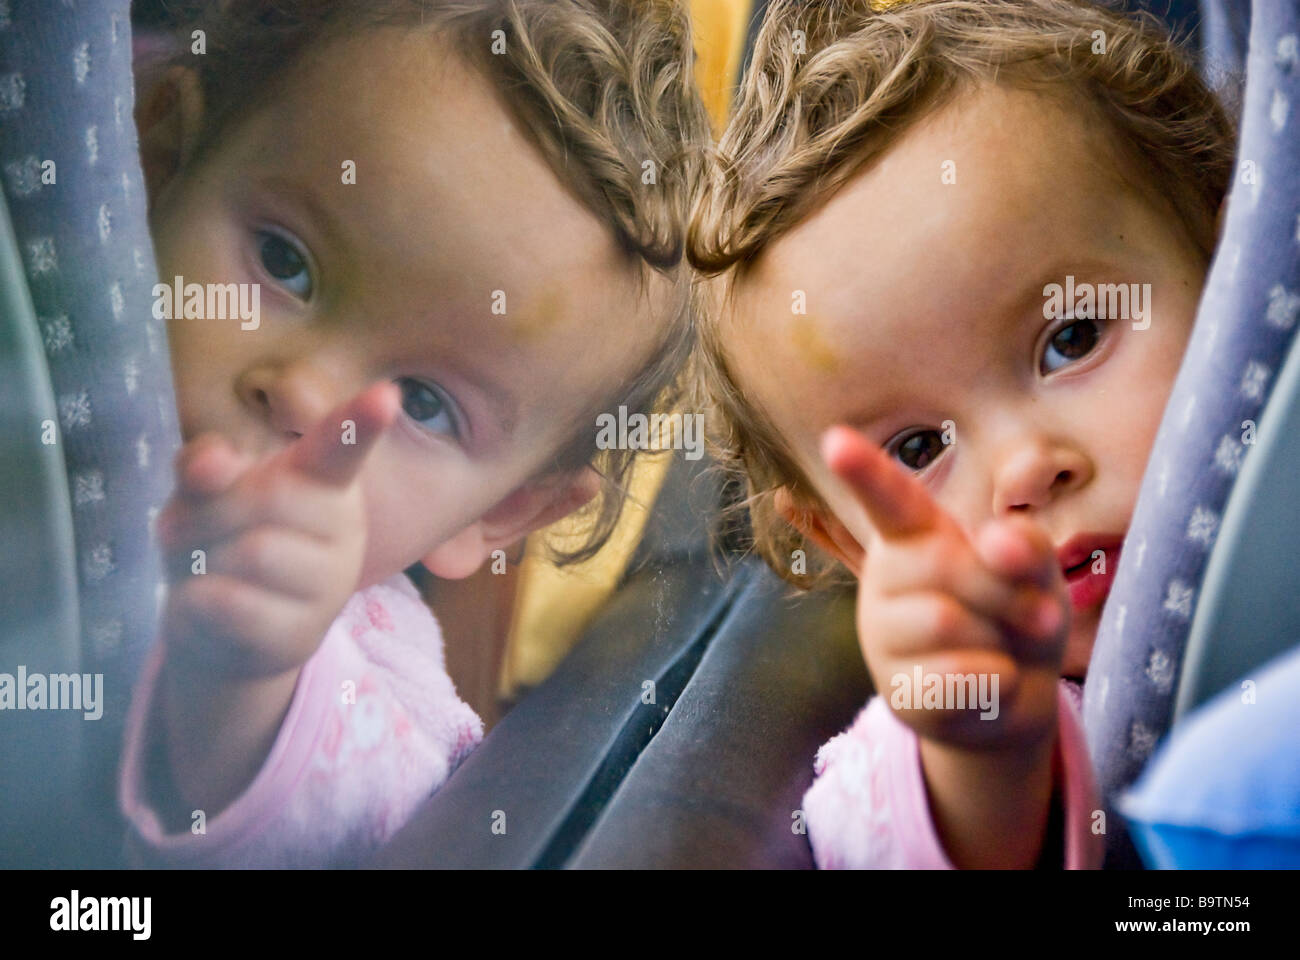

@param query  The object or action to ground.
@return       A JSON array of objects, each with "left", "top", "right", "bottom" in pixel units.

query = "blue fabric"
[
  {"left": 1083, "top": 0, "right": 1300, "bottom": 868},
  {"left": 0, "top": 1, "right": 177, "bottom": 865},
  {"left": 1119, "top": 644, "right": 1300, "bottom": 868}
]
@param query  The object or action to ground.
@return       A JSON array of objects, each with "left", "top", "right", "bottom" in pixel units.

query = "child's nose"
[
  {"left": 235, "top": 361, "right": 334, "bottom": 441},
  {"left": 992, "top": 439, "right": 1092, "bottom": 515}
]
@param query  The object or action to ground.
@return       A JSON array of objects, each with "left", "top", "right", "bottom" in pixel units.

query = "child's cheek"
[{"left": 357, "top": 455, "right": 468, "bottom": 585}]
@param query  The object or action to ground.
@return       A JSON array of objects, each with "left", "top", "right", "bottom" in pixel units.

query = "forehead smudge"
[
  {"left": 510, "top": 286, "right": 566, "bottom": 340},
  {"left": 790, "top": 314, "right": 840, "bottom": 373}
]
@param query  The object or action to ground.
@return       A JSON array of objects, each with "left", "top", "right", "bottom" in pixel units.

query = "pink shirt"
[
  {"left": 802, "top": 680, "right": 1103, "bottom": 869},
  {"left": 118, "top": 573, "right": 483, "bottom": 868}
]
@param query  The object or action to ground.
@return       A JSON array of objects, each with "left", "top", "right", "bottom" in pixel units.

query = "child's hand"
[
  {"left": 156, "top": 381, "right": 401, "bottom": 681},
  {"left": 821, "top": 426, "right": 1069, "bottom": 754}
]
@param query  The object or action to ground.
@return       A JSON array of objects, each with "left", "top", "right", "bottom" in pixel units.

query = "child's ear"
[
  {"left": 773, "top": 486, "right": 866, "bottom": 576},
  {"left": 420, "top": 469, "right": 603, "bottom": 580},
  {"left": 136, "top": 66, "right": 205, "bottom": 208}
]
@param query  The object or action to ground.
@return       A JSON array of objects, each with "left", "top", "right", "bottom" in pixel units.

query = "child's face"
[
  {"left": 724, "top": 84, "right": 1209, "bottom": 677},
  {"left": 147, "top": 29, "right": 667, "bottom": 588}
]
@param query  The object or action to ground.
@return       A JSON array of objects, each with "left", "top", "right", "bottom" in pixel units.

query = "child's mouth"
[{"left": 1057, "top": 535, "right": 1125, "bottom": 612}]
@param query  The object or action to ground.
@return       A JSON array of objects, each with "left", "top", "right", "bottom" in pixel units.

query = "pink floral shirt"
[
  {"left": 118, "top": 573, "right": 483, "bottom": 868},
  {"left": 802, "top": 680, "right": 1104, "bottom": 869}
]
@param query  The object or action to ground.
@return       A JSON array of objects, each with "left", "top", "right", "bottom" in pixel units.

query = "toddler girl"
[
  {"left": 688, "top": 0, "right": 1235, "bottom": 868},
  {"left": 119, "top": 0, "right": 711, "bottom": 867}
]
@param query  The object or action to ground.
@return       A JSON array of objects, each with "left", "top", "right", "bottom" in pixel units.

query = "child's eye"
[
  {"left": 396, "top": 377, "right": 460, "bottom": 439},
  {"left": 1040, "top": 316, "right": 1103, "bottom": 374},
  {"left": 257, "top": 230, "right": 312, "bottom": 299},
  {"left": 886, "top": 429, "right": 945, "bottom": 472}
]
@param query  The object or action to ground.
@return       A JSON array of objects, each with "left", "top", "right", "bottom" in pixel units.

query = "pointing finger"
[
  {"left": 282, "top": 381, "right": 401, "bottom": 487},
  {"left": 974, "top": 516, "right": 1061, "bottom": 588},
  {"left": 173, "top": 433, "right": 252, "bottom": 500},
  {"left": 821, "top": 425, "right": 948, "bottom": 542}
]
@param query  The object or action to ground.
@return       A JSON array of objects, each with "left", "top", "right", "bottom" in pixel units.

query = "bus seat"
[
  {"left": 0, "top": 0, "right": 178, "bottom": 867},
  {"left": 1115, "top": 2, "right": 1300, "bottom": 856},
  {"left": 1084, "top": 0, "right": 1300, "bottom": 868},
  {"left": 562, "top": 561, "right": 863, "bottom": 869}
]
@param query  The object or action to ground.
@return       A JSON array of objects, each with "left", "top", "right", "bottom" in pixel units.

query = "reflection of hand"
[{"left": 157, "top": 382, "right": 400, "bottom": 680}]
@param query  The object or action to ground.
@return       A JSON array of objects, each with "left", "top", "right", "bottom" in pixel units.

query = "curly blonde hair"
[
  {"left": 153, "top": 0, "right": 713, "bottom": 564},
  {"left": 687, "top": 0, "right": 1236, "bottom": 589}
]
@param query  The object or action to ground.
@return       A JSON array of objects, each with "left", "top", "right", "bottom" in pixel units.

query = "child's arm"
[
  {"left": 114, "top": 382, "right": 486, "bottom": 868},
  {"left": 153, "top": 656, "right": 301, "bottom": 832},
  {"left": 810, "top": 427, "right": 1074, "bottom": 869},
  {"left": 918, "top": 728, "right": 1056, "bottom": 869},
  {"left": 144, "top": 384, "right": 396, "bottom": 824},
  {"left": 117, "top": 383, "right": 486, "bottom": 866}
]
